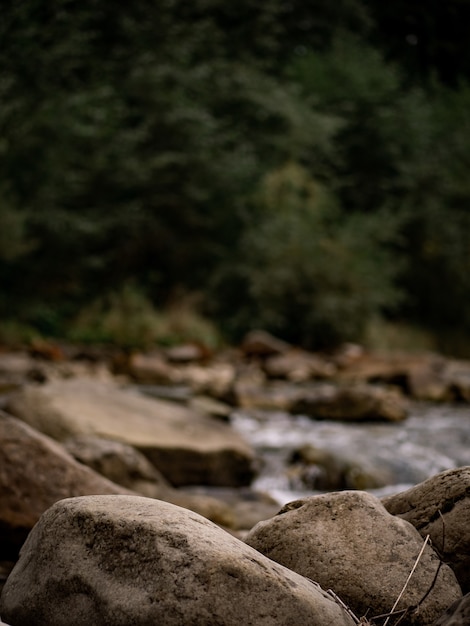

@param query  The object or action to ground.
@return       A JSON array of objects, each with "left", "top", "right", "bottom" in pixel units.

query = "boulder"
[
  {"left": 290, "top": 382, "right": 409, "bottom": 422},
  {"left": 64, "top": 435, "right": 171, "bottom": 497},
  {"left": 245, "top": 490, "right": 461, "bottom": 625},
  {"left": 382, "top": 466, "right": 470, "bottom": 593},
  {"left": 288, "top": 444, "right": 394, "bottom": 491},
  {"left": 0, "top": 495, "right": 356, "bottom": 626},
  {"left": 64, "top": 434, "right": 237, "bottom": 528},
  {"left": 433, "top": 593, "right": 470, "bottom": 625},
  {"left": 0, "top": 410, "right": 133, "bottom": 560},
  {"left": 5, "top": 378, "right": 257, "bottom": 487}
]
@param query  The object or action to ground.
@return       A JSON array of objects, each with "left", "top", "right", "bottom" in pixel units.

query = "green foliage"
[
  {"left": 396, "top": 83, "right": 470, "bottom": 331},
  {"left": 288, "top": 36, "right": 410, "bottom": 212},
  {"left": 69, "top": 284, "right": 221, "bottom": 349},
  {"left": 213, "top": 163, "right": 403, "bottom": 347},
  {"left": 2, "top": 0, "right": 470, "bottom": 349}
]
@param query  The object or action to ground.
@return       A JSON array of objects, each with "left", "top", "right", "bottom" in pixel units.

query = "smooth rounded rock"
[
  {"left": 245, "top": 490, "right": 461, "bottom": 625},
  {"left": 383, "top": 466, "right": 470, "bottom": 593},
  {"left": 0, "top": 495, "right": 356, "bottom": 626}
]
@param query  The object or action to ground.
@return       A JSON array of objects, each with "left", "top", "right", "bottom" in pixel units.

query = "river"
[{"left": 231, "top": 401, "right": 470, "bottom": 505}]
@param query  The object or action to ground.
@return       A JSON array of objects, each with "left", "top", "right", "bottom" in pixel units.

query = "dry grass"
[{"left": 326, "top": 532, "right": 439, "bottom": 625}]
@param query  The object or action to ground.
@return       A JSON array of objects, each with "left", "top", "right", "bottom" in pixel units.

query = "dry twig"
[{"left": 382, "top": 534, "right": 430, "bottom": 626}]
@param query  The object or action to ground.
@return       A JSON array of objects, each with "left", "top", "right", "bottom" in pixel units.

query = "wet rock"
[
  {"left": 382, "top": 466, "right": 470, "bottom": 593},
  {"left": 0, "top": 495, "right": 356, "bottom": 626},
  {"left": 433, "top": 593, "right": 470, "bottom": 625},
  {"left": 6, "top": 378, "right": 257, "bottom": 487},
  {"left": 290, "top": 382, "right": 409, "bottom": 422},
  {"left": 289, "top": 444, "right": 393, "bottom": 490},
  {"left": 245, "top": 490, "right": 461, "bottom": 625},
  {"left": 0, "top": 410, "right": 133, "bottom": 560}
]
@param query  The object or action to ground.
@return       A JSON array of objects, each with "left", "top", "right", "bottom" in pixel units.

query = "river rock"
[
  {"left": 5, "top": 378, "right": 257, "bottom": 487},
  {"left": 0, "top": 410, "right": 133, "bottom": 560},
  {"left": 263, "top": 350, "right": 336, "bottom": 382},
  {"left": 64, "top": 435, "right": 171, "bottom": 497},
  {"left": 433, "top": 593, "right": 470, "bottom": 625},
  {"left": 290, "top": 382, "right": 409, "bottom": 422},
  {"left": 0, "top": 350, "right": 48, "bottom": 392},
  {"left": 289, "top": 444, "right": 393, "bottom": 490},
  {"left": 245, "top": 490, "right": 462, "bottom": 625},
  {"left": 124, "top": 351, "right": 181, "bottom": 384},
  {"left": 382, "top": 466, "right": 470, "bottom": 593},
  {"left": 64, "top": 435, "right": 236, "bottom": 528},
  {"left": 0, "top": 495, "right": 356, "bottom": 626},
  {"left": 443, "top": 360, "right": 470, "bottom": 403}
]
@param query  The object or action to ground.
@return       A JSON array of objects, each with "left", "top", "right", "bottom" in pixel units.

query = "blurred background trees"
[{"left": 1, "top": 0, "right": 470, "bottom": 352}]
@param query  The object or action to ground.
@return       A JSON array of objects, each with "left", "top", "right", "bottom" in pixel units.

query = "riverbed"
[{"left": 231, "top": 402, "right": 470, "bottom": 505}]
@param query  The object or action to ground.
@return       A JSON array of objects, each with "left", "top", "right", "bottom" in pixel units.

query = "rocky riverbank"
[{"left": 1, "top": 332, "right": 470, "bottom": 623}]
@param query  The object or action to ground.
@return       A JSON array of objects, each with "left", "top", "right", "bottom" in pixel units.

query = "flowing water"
[{"left": 231, "top": 402, "right": 470, "bottom": 505}]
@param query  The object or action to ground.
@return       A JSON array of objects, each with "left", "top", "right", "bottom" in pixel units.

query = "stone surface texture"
[
  {"left": 0, "top": 495, "right": 355, "bottom": 626},
  {"left": 382, "top": 466, "right": 470, "bottom": 593},
  {"left": 245, "top": 490, "right": 462, "bottom": 625},
  {"left": 6, "top": 378, "right": 257, "bottom": 486}
]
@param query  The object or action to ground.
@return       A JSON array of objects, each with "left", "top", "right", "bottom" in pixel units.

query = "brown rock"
[
  {"left": 0, "top": 410, "right": 133, "bottom": 559},
  {"left": 125, "top": 351, "right": 180, "bottom": 384},
  {"left": 433, "top": 593, "right": 470, "bottom": 625},
  {"left": 264, "top": 350, "right": 336, "bottom": 382},
  {"left": 64, "top": 435, "right": 171, "bottom": 497},
  {"left": 291, "top": 382, "right": 409, "bottom": 422},
  {"left": 382, "top": 466, "right": 470, "bottom": 593},
  {"left": 245, "top": 490, "right": 461, "bottom": 625},
  {"left": 240, "top": 330, "right": 291, "bottom": 357},
  {"left": 6, "top": 378, "right": 257, "bottom": 487},
  {"left": 1, "top": 495, "right": 356, "bottom": 626}
]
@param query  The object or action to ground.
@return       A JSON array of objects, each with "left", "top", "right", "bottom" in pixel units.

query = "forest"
[{"left": 1, "top": 0, "right": 470, "bottom": 353}]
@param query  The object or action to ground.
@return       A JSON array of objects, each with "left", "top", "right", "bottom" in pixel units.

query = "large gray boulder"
[
  {"left": 245, "top": 490, "right": 461, "bottom": 625},
  {"left": 0, "top": 495, "right": 356, "bottom": 626},
  {"left": 6, "top": 378, "right": 257, "bottom": 487},
  {"left": 382, "top": 466, "right": 470, "bottom": 593}
]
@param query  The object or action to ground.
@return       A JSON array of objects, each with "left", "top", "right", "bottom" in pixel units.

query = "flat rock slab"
[
  {"left": 6, "top": 378, "right": 257, "bottom": 487},
  {"left": 382, "top": 466, "right": 470, "bottom": 593},
  {"left": 0, "top": 495, "right": 356, "bottom": 626},
  {"left": 245, "top": 490, "right": 461, "bottom": 625}
]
